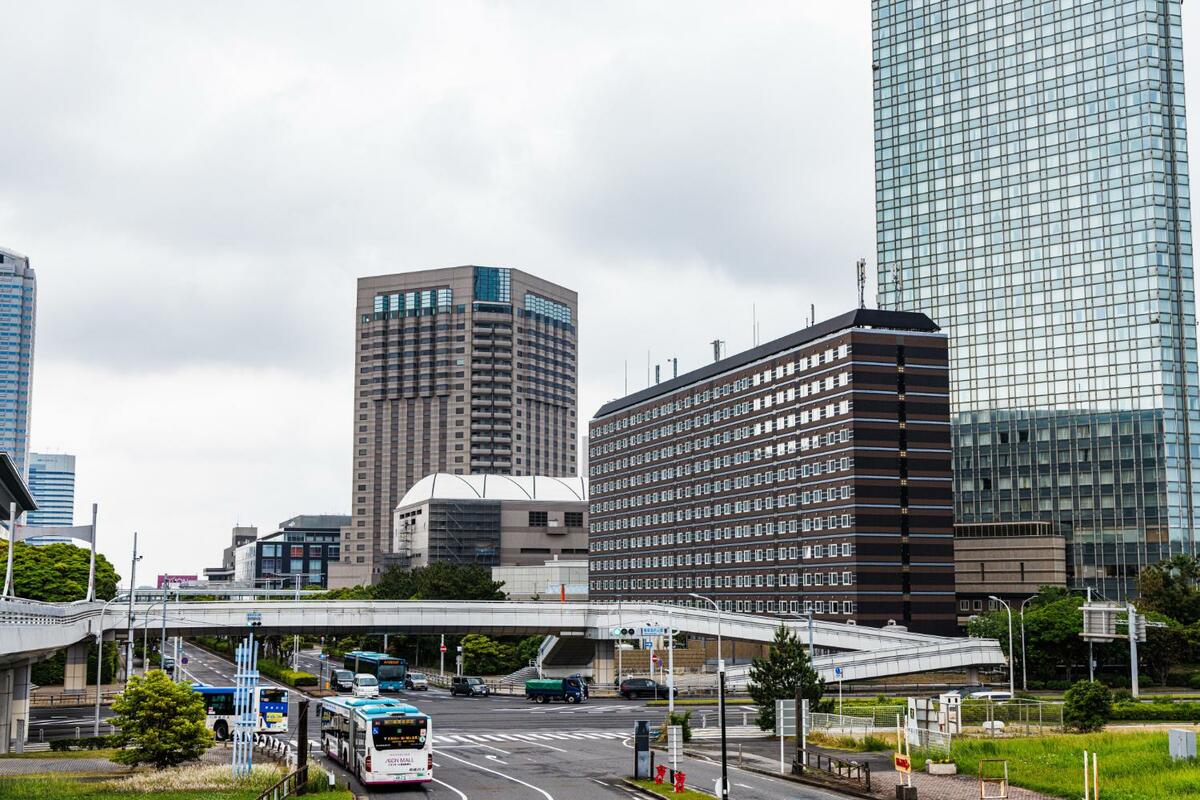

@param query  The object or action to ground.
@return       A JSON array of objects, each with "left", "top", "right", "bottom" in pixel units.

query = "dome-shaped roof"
[{"left": 396, "top": 474, "right": 588, "bottom": 509}]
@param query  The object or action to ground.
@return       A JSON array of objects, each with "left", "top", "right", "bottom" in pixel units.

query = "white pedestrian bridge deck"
[{"left": 0, "top": 597, "right": 1005, "bottom": 681}]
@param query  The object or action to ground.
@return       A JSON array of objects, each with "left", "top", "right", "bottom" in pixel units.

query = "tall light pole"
[
  {"left": 667, "top": 606, "right": 675, "bottom": 716},
  {"left": 1018, "top": 595, "right": 1036, "bottom": 692},
  {"left": 95, "top": 594, "right": 127, "bottom": 735},
  {"left": 125, "top": 532, "right": 142, "bottom": 684},
  {"left": 989, "top": 596, "right": 1015, "bottom": 698},
  {"left": 691, "top": 593, "right": 726, "bottom": 800}
]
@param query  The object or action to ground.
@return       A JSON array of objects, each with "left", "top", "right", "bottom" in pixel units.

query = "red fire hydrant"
[
  {"left": 673, "top": 771, "right": 687, "bottom": 793},
  {"left": 654, "top": 764, "right": 667, "bottom": 784}
]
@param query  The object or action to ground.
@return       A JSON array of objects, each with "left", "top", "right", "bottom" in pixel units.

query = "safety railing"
[
  {"left": 253, "top": 733, "right": 297, "bottom": 767},
  {"left": 797, "top": 749, "right": 872, "bottom": 792},
  {"left": 255, "top": 764, "right": 308, "bottom": 800}
]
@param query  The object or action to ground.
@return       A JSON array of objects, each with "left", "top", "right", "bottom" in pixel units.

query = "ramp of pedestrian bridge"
[{"left": 0, "top": 597, "right": 1006, "bottom": 683}]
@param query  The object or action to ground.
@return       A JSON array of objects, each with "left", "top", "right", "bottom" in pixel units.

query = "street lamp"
[
  {"left": 1019, "top": 595, "right": 1037, "bottom": 692},
  {"left": 95, "top": 593, "right": 128, "bottom": 735},
  {"left": 125, "top": 532, "right": 142, "bottom": 684},
  {"left": 989, "top": 596, "right": 1015, "bottom": 698},
  {"left": 690, "top": 593, "right": 727, "bottom": 800}
]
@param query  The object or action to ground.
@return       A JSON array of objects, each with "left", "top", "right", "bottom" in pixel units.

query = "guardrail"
[
  {"left": 798, "top": 749, "right": 871, "bottom": 793},
  {"left": 253, "top": 733, "right": 297, "bottom": 767},
  {"left": 256, "top": 764, "right": 308, "bottom": 800}
]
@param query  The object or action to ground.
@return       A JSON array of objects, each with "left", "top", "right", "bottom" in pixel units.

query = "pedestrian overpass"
[{"left": 0, "top": 595, "right": 1005, "bottom": 744}]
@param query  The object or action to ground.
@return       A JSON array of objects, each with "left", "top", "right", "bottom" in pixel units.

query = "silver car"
[{"left": 405, "top": 671, "right": 429, "bottom": 691}]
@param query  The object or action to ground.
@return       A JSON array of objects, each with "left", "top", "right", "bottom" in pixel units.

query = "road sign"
[
  {"left": 834, "top": 666, "right": 843, "bottom": 678},
  {"left": 894, "top": 753, "right": 912, "bottom": 773},
  {"left": 667, "top": 725, "right": 682, "bottom": 771},
  {"left": 181, "top": 656, "right": 189, "bottom": 665},
  {"left": 440, "top": 644, "right": 447, "bottom": 653},
  {"left": 640, "top": 626, "right": 665, "bottom": 637}
]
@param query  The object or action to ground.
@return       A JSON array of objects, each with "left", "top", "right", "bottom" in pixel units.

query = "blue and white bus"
[
  {"left": 319, "top": 697, "right": 432, "bottom": 786},
  {"left": 193, "top": 685, "right": 289, "bottom": 740},
  {"left": 343, "top": 651, "right": 407, "bottom": 692}
]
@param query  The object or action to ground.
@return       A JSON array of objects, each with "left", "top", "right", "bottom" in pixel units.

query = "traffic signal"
[
  {"left": 1134, "top": 613, "right": 1148, "bottom": 643},
  {"left": 610, "top": 626, "right": 638, "bottom": 638}
]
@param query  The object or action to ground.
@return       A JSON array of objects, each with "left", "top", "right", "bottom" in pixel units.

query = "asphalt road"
[{"left": 31, "top": 646, "right": 850, "bottom": 800}]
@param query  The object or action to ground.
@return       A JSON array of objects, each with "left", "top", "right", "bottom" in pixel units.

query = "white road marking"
[
  {"left": 463, "top": 740, "right": 511, "bottom": 755},
  {"left": 484, "top": 754, "right": 508, "bottom": 765},
  {"left": 431, "top": 777, "right": 468, "bottom": 799},
  {"left": 510, "top": 735, "right": 568, "bottom": 753},
  {"left": 436, "top": 750, "right": 554, "bottom": 800},
  {"left": 592, "top": 779, "right": 608, "bottom": 786}
]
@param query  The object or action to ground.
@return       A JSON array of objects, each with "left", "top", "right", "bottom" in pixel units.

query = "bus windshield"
[
  {"left": 377, "top": 664, "right": 405, "bottom": 680},
  {"left": 260, "top": 689, "right": 287, "bottom": 705},
  {"left": 371, "top": 717, "right": 428, "bottom": 750}
]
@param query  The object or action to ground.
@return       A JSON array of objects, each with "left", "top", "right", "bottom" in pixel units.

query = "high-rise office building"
[
  {"left": 874, "top": 1, "right": 1199, "bottom": 599},
  {"left": 26, "top": 452, "right": 74, "bottom": 527},
  {"left": 588, "top": 310, "right": 957, "bottom": 635},
  {"left": 329, "top": 266, "right": 578, "bottom": 588},
  {"left": 0, "top": 249, "right": 35, "bottom": 478}
]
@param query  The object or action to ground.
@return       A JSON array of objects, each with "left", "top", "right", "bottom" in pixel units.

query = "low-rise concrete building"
[
  {"left": 393, "top": 474, "right": 588, "bottom": 568},
  {"left": 492, "top": 558, "right": 588, "bottom": 600},
  {"left": 953, "top": 521, "right": 1068, "bottom": 627}
]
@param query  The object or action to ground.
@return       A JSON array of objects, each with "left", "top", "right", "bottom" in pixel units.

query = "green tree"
[
  {"left": 374, "top": 562, "right": 506, "bottom": 601},
  {"left": 1063, "top": 679, "right": 1112, "bottom": 733},
  {"left": 110, "top": 670, "right": 211, "bottom": 767},
  {"left": 1140, "top": 612, "right": 1196, "bottom": 686},
  {"left": 0, "top": 541, "right": 119, "bottom": 601},
  {"left": 748, "top": 625, "right": 824, "bottom": 732},
  {"left": 1137, "top": 555, "right": 1200, "bottom": 625},
  {"left": 461, "top": 633, "right": 519, "bottom": 675},
  {"left": 516, "top": 635, "right": 546, "bottom": 667},
  {"left": 967, "top": 592, "right": 1089, "bottom": 682}
]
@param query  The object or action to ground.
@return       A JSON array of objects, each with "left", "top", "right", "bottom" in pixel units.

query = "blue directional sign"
[{"left": 640, "top": 626, "right": 666, "bottom": 637}]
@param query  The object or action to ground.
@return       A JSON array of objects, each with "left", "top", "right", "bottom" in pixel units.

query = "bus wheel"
[{"left": 213, "top": 721, "right": 228, "bottom": 741}]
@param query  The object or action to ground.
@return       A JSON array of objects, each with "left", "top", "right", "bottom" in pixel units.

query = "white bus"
[
  {"left": 319, "top": 696, "right": 432, "bottom": 786},
  {"left": 193, "top": 685, "right": 290, "bottom": 740}
]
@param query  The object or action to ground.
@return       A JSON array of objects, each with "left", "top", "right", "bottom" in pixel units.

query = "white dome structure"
[{"left": 396, "top": 473, "right": 588, "bottom": 510}]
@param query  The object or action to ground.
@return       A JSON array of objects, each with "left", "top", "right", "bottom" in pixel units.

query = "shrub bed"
[
  {"left": 1110, "top": 702, "right": 1200, "bottom": 722},
  {"left": 49, "top": 735, "right": 121, "bottom": 751}
]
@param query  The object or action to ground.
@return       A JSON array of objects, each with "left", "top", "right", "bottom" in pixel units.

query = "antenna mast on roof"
[
  {"left": 856, "top": 258, "right": 867, "bottom": 309},
  {"left": 710, "top": 339, "right": 725, "bottom": 363}
]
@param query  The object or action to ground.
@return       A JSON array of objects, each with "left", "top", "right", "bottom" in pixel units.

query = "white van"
[
  {"left": 969, "top": 690, "right": 1013, "bottom": 702},
  {"left": 353, "top": 673, "right": 380, "bottom": 698}
]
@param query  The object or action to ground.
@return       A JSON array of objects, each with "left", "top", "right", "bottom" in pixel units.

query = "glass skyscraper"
[
  {"left": 873, "top": 1, "right": 1200, "bottom": 599},
  {"left": 0, "top": 248, "right": 35, "bottom": 479},
  {"left": 27, "top": 453, "right": 75, "bottom": 527}
]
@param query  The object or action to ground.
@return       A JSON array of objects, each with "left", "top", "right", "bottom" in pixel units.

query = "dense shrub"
[
  {"left": 1063, "top": 680, "right": 1112, "bottom": 732},
  {"left": 1109, "top": 702, "right": 1200, "bottom": 722},
  {"left": 1188, "top": 673, "right": 1200, "bottom": 690},
  {"left": 49, "top": 735, "right": 121, "bottom": 751},
  {"left": 256, "top": 658, "right": 317, "bottom": 687}
]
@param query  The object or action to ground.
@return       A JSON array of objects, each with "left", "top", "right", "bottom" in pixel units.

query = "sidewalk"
[{"left": 686, "top": 738, "right": 1056, "bottom": 800}]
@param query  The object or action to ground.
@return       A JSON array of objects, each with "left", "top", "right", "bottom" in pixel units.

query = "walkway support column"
[
  {"left": 0, "top": 666, "right": 12, "bottom": 754},
  {"left": 64, "top": 642, "right": 89, "bottom": 693},
  {"left": 9, "top": 660, "right": 29, "bottom": 752},
  {"left": 592, "top": 640, "right": 615, "bottom": 687}
]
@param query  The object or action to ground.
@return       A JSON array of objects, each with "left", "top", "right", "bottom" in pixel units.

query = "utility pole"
[{"left": 125, "top": 532, "right": 141, "bottom": 684}]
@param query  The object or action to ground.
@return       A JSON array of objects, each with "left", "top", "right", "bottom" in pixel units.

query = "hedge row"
[
  {"left": 257, "top": 658, "right": 318, "bottom": 687},
  {"left": 1110, "top": 702, "right": 1200, "bottom": 722},
  {"left": 50, "top": 735, "right": 121, "bottom": 751}
]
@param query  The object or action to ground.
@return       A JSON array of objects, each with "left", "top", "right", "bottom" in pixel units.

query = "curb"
[{"left": 621, "top": 777, "right": 717, "bottom": 799}]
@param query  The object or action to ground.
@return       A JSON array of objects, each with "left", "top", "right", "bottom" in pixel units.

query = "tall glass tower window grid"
[{"left": 872, "top": 0, "right": 1200, "bottom": 598}]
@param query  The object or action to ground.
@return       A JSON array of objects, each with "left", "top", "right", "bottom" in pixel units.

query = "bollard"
[{"left": 74, "top": 726, "right": 80, "bottom": 740}]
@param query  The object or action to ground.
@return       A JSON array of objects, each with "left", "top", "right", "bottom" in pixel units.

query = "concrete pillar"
[
  {"left": 592, "top": 640, "right": 615, "bottom": 687},
  {"left": 9, "top": 660, "right": 29, "bottom": 752},
  {"left": 966, "top": 666, "right": 980, "bottom": 685},
  {"left": 64, "top": 642, "right": 89, "bottom": 692},
  {"left": 0, "top": 667, "right": 12, "bottom": 754}
]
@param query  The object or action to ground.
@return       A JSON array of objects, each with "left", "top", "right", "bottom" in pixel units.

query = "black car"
[
  {"left": 619, "top": 678, "right": 677, "bottom": 699},
  {"left": 330, "top": 669, "right": 354, "bottom": 692},
  {"left": 450, "top": 676, "right": 490, "bottom": 697}
]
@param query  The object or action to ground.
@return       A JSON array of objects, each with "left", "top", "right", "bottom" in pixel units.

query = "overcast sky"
[{"left": 5, "top": 2, "right": 1199, "bottom": 587}]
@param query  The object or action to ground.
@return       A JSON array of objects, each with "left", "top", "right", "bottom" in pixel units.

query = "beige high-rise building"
[{"left": 328, "top": 266, "right": 578, "bottom": 588}]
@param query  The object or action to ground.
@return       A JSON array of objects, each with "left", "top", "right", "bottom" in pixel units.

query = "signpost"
[
  {"left": 667, "top": 725, "right": 682, "bottom": 780},
  {"left": 835, "top": 666, "right": 843, "bottom": 716}
]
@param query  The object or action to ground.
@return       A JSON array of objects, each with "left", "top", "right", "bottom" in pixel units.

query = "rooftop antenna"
[
  {"left": 646, "top": 351, "right": 651, "bottom": 388},
  {"left": 752, "top": 303, "right": 758, "bottom": 346},
  {"left": 671, "top": 358, "right": 678, "bottom": 379},
  {"left": 710, "top": 339, "right": 725, "bottom": 362},
  {"left": 654, "top": 364, "right": 661, "bottom": 385},
  {"left": 856, "top": 258, "right": 867, "bottom": 309},
  {"left": 811, "top": 303, "right": 816, "bottom": 326}
]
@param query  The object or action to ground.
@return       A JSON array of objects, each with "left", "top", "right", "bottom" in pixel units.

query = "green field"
[{"left": 951, "top": 732, "right": 1200, "bottom": 800}]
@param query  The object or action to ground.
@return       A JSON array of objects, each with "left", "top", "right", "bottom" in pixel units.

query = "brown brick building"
[
  {"left": 586, "top": 309, "right": 957, "bottom": 635},
  {"left": 330, "top": 266, "right": 578, "bottom": 588}
]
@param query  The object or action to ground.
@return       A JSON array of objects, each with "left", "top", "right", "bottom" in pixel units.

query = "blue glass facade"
[
  {"left": 473, "top": 266, "right": 511, "bottom": 303},
  {"left": 0, "top": 249, "right": 35, "bottom": 479},
  {"left": 874, "top": 0, "right": 1200, "bottom": 599},
  {"left": 26, "top": 452, "right": 75, "bottom": 527}
]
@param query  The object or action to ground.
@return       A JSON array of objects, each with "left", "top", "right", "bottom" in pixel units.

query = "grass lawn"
[
  {"left": 630, "top": 777, "right": 715, "bottom": 799},
  {"left": 0, "top": 763, "right": 354, "bottom": 800},
  {"left": 952, "top": 732, "right": 1200, "bottom": 800}
]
